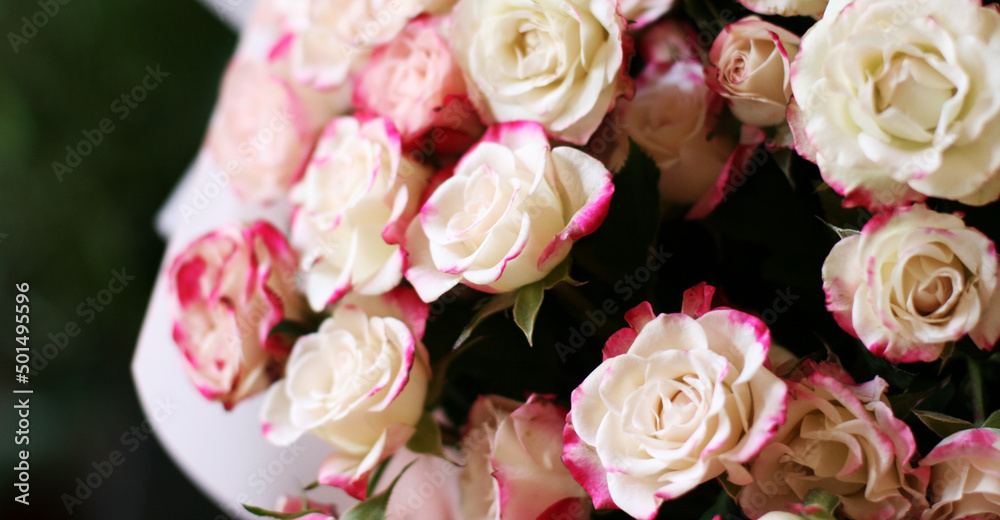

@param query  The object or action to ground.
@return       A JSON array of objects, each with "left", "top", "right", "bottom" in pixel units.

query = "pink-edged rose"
[
  {"left": 622, "top": 60, "right": 765, "bottom": 217},
  {"left": 260, "top": 288, "right": 430, "bottom": 499},
  {"left": 638, "top": 19, "right": 703, "bottom": 68},
  {"left": 275, "top": 495, "right": 337, "bottom": 518},
  {"left": 822, "top": 204, "right": 1000, "bottom": 363},
  {"left": 459, "top": 394, "right": 590, "bottom": 520},
  {"left": 738, "top": 0, "right": 828, "bottom": 18},
  {"left": 448, "top": 0, "right": 633, "bottom": 144},
  {"left": 290, "top": 116, "right": 431, "bottom": 311},
  {"left": 920, "top": 428, "right": 1000, "bottom": 520},
  {"left": 620, "top": 0, "right": 676, "bottom": 29},
  {"left": 707, "top": 17, "right": 800, "bottom": 127},
  {"left": 206, "top": 59, "right": 314, "bottom": 203},
  {"left": 738, "top": 361, "right": 929, "bottom": 520},
  {"left": 563, "top": 288, "right": 788, "bottom": 520},
  {"left": 354, "top": 16, "right": 469, "bottom": 142},
  {"left": 169, "top": 221, "right": 304, "bottom": 410},
  {"left": 405, "top": 121, "right": 613, "bottom": 302},
  {"left": 288, "top": 0, "right": 437, "bottom": 90},
  {"left": 789, "top": 0, "right": 1000, "bottom": 210}
]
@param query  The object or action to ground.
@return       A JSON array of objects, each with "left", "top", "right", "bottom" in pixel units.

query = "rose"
[
  {"left": 562, "top": 289, "right": 788, "bottom": 520},
  {"left": 707, "top": 17, "right": 800, "bottom": 127},
  {"left": 260, "top": 288, "right": 430, "bottom": 499},
  {"left": 275, "top": 496, "right": 337, "bottom": 518},
  {"left": 620, "top": 0, "right": 676, "bottom": 29},
  {"left": 621, "top": 60, "right": 766, "bottom": 216},
  {"left": 822, "top": 204, "right": 1000, "bottom": 363},
  {"left": 382, "top": 449, "right": 463, "bottom": 520},
  {"left": 353, "top": 17, "right": 469, "bottom": 142},
  {"left": 449, "top": 0, "right": 632, "bottom": 144},
  {"left": 920, "top": 428, "right": 1000, "bottom": 520},
  {"left": 206, "top": 59, "right": 314, "bottom": 203},
  {"left": 169, "top": 221, "right": 305, "bottom": 410},
  {"left": 288, "top": 0, "right": 434, "bottom": 90},
  {"left": 789, "top": 0, "right": 1000, "bottom": 209},
  {"left": 459, "top": 394, "right": 590, "bottom": 520},
  {"left": 738, "top": 361, "right": 929, "bottom": 520},
  {"left": 638, "top": 19, "right": 703, "bottom": 68},
  {"left": 738, "top": 0, "right": 827, "bottom": 18},
  {"left": 404, "top": 121, "right": 613, "bottom": 301},
  {"left": 290, "top": 116, "right": 431, "bottom": 311}
]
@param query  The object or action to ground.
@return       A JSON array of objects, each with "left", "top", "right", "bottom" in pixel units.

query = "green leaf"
[
  {"left": 914, "top": 410, "right": 975, "bottom": 439},
  {"left": 696, "top": 489, "right": 736, "bottom": 520},
  {"left": 889, "top": 377, "right": 951, "bottom": 420},
  {"left": 341, "top": 461, "right": 417, "bottom": 520},
  {"left": 241, "top": 505, "right": 328, "bottom": 519},
  {"left": 405, "top": 412, "right": 449, "bottom": 461},
  {"left": 982, "top": 409, "right": 1000, "bottom": 429},
  {"left": 366, "top": 457, "right": 392, "bottom": 499},
  {"left": 451, "top": 293, "right": 516, "bottom": 350},
  {"left": 268, "top": 319, "right": 316, "bottom": 338},
  {"left": 513, "top": 281, "right": 544, "bottom": 346}
]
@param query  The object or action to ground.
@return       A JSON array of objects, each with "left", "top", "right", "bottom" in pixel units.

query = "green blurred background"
[{"left": 1, "top": 0, "right": 237, "bottom": 517}]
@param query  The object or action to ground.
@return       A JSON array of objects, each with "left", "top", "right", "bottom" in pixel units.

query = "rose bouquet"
[{"left": 147, "top": 0, "right": 1000, "bottom": 518}]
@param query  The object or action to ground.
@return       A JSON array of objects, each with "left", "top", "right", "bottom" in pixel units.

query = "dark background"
[{"left": 1, "top": 0, "right": 235, "bottom": 518}]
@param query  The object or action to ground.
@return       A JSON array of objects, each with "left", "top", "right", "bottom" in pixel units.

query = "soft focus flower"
[
  {"left": 260, "top": 288, "right": 430, "bottom": 499},
  {"left": 275, "top": 495, "right": 337, "bottom": 518},
  {"left": 169, "top": 221, "right": 305, "bottom": 410},
  {"left": 383, "top": 450, "right": 463, "bottom": 520},
  {"left": 289, "top": 0, "right": 436, "bottom": 90},
  {"left": 459, "top": 394, "right": 590, "bottom": 520},
  {"left": 822, "top": 204, "right": 1000, "bottom": 363},
  {"left": 738, "top": 361, "right": 929, "bottom": 520},
  {"left": 707, "top": 17, "right": 800, "bottom": 127},
  {"left": 621, "top": 60, "right": 765, "bottom": 216},
  {"left": 638, "top": 19, "right": 703, "bottom": 67},
  {"left": 563, "top": 292, "right": 788, "bottom": 520},
  {"left": 789, "top": 0, "right": 1000, "bottom": 209},
  {"left": 353, "top": 16, "right": 468, "bottom": 142},
  {"left": 206, "top": 59, "right": 314, "bottom": 203},
  {"left": 290, "top": 116, "right": 431, "bottom": 311},
  {"left": 920, "top": 427, "right": 1000, "bottom": 520},
  {"left": 619, "top": 0, "right": 676, "bottom": 29},
  {"left": 449, "top": 0, "right": 632, "bottom": 144},
  {"left": 739, "top": 0, "right": 828, "bottom": 18},
  {"left": 405, "top": 121, "right": 613, "bottom": 301}
]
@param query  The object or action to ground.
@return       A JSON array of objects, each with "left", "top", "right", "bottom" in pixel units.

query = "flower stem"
[{"left": 968, "top": 357, "right": 986, "bottom": 424}]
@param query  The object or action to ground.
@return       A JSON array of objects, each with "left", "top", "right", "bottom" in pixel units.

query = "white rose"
[
  {"left": 289, "top": 0, "right": 433, "bottom": 89},
  {"left": 739, "top": 0, "right": 828, "bottom": 18},
  {"left": 563, "top": 297, "right": 788, "bottom": 520},
  {"left": 290, "top": 116, "right": 430, "bottom": 311},
  {"left": 920, "top": 428, "right": 1000, "bottom": 520},
  {"left": 790, "top": 0, "right": 1000, "bottom": 209},
  {"left": 405, "top": 121, "right": 614, "bottom": 301},
  {"left": 620, "top": 0, "right": 676, "bottom": 29},
  {"left": 707, "top": 16, "right": 800, "bottom": 127},
  {"left": 170, "top": 222, "right": 305, "bottom": 410},
  {"left": 449, "top": 0, "right": 632, "bottom": 144},
  {"left": 459, "top": 395, "right": 591, "bottom": 520},
  {"left": 260, "top": 288, "right": 431, "bottom": 499},
  {"left": 738, "top": 361, "right": 930, "bottom": 520},
  {"left": 822, "top": 204, "right": 1000, "bottom": 363}
]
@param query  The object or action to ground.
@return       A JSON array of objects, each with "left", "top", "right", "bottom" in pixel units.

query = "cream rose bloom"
[
  {"left": 289, "top": 0, "right": 435, "bottom": 90},
  {"left": 708, "top": 17, "right": 800, "bottom": 127},
  {"left": 448, "top": 0, "right": 632, "bottom": 144},
  {"left": 290, "top": 116, "right": 430, "bottom": 311},
  {"left": 563, "top": 295, "right": 788, "bottom": 520},
  {"left": 260, "top": 288, "right": 430, "bottom": 499},
  {"left": 822, "top": 204, "right": 1000, "bottom": 363},
  {"left": 738, "top": 361, "right": 929, "bottom": 520},
  {"left": 920, "top": 428, "right": 1000, "bottom": 520},
  {"left": 169, "top": 221, "right": 305, "bottom": 410},
  {"left": 790, "top": 0, "right": 1000, "bottom": 209},
  {"left": 739, "top": 0, "right": 827, "bottom": 18},
  {"left": 459, "top": 395, "right": 591, "bottom": 520},
  {"left": 405, "top": 121, "right": 613, "bottom": 301}
]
